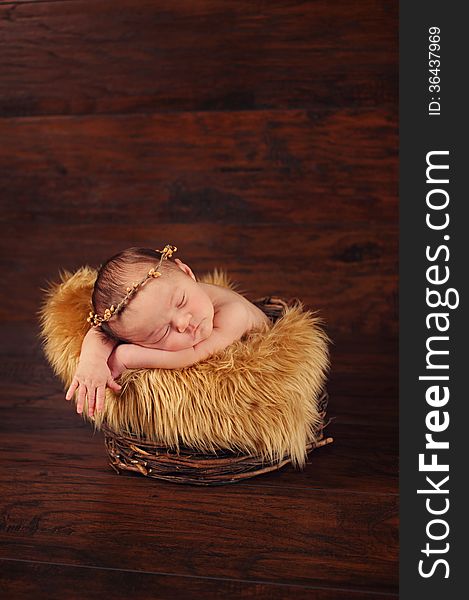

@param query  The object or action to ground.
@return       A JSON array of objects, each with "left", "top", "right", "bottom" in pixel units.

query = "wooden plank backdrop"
[
  {"left": 0, "top": 0, "right": 397, "bottom": 340},
  {"left": 0, "top": 1, "right": 398, "bottom": 597},
  {"left": 1, "top": 0, "right": 396, "bottom": 116}
]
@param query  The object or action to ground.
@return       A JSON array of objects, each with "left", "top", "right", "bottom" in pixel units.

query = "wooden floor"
[{"left": 0, "top": 320, "right": 398, "bottom": 598}]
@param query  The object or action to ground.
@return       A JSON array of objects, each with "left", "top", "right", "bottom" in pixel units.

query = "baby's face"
[{"left": 115, "top": 265, "right": 214, "bottom": 351}]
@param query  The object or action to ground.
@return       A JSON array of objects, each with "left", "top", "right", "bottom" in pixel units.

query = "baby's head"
[{"left": 91, "top": 247, "right": 214, "bottom": 351}]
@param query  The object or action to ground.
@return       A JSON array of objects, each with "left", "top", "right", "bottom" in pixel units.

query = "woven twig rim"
[{"left": 102, "top": 389, "right": 332, "bottom": 486}]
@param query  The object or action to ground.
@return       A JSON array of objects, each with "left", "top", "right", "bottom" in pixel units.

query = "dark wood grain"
[
  {"left": 0, "top": 108, "right": 397, "bottom": 225},
  {"left": 0, "top": 0, "right": 397, "bottom": 118},
  {"left": 0, "top": 560, "right": 398, "bottom": 600},
  {"left": 0, "top": 471, "right": 398, "bottom": 594}
]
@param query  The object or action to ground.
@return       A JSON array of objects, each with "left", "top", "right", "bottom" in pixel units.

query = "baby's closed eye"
[
  {"left": 156, "top": 325, "right": 170, "bottom": 343},
  {"left": 178, "top": 293, "right": 186, "bottom": 308}
]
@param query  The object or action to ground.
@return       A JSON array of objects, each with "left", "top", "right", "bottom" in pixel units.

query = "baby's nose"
[{"left": 176, "top": 313, "right": 192, "bottom": 333}]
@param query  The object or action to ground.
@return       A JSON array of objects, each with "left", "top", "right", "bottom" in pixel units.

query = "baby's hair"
[{"left": 92, "top": 247, "right": 180, "bottom": 343}]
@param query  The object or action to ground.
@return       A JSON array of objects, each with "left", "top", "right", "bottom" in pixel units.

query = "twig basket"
[{"left": 101, "top": 296, "right": 333, "bottom": 485}]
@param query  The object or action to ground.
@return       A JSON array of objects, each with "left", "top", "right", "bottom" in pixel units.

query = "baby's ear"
[{"left": 175, "top": 258, "right": 196, "bottom": 281}]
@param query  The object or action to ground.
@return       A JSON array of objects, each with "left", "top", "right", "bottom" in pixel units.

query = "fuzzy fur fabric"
[{"left": 38, "top": 266, "right": 330, "bottom": 468}]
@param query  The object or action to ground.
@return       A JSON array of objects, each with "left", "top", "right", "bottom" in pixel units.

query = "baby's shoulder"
[
  {"left": 204, "top": 283, "right": 246, "bottom": 312},
  {"left": 213, "top": 296, "right": 249, "bottom": 324},
  {"left": 215, "top": 297, "right": 248, "bottom": 317}
]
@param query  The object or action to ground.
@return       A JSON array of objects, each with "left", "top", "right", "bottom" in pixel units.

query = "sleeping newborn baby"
[{"left": 66, "top": 245, "right": 271, "bottom": 417}]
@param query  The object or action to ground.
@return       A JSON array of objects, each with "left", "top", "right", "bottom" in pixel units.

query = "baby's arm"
[
  {"left": 117, "top": 303, "right": 248, "bottom": 370},
  {"left": 80, "top": 326, "right": 118, "bottom": 363},
  {"left": 66, "top": 327, "right": 122, "bottom": 416}
]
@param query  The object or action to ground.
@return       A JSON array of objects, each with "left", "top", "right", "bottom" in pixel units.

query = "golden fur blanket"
[{"left": 38, "top": 266, "right": 330, "bottom": 468}]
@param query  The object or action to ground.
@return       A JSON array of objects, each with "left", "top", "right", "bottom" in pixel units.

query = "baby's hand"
[{"left": 65, "top": 356, "right": 122, "bottom": 417}]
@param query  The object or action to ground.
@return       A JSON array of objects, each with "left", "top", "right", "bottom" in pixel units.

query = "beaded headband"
[{"left": 86, "top": 244, "right": 177, "bottom": 328}]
